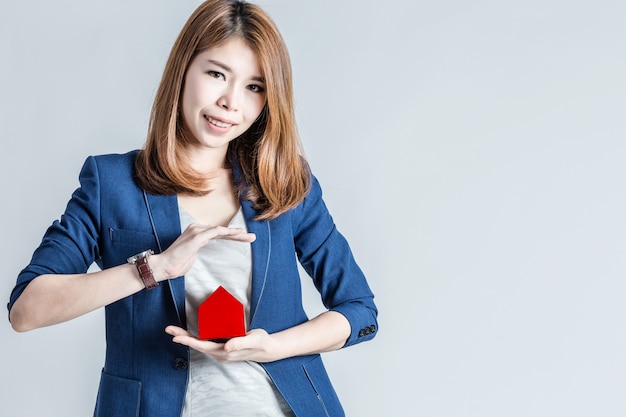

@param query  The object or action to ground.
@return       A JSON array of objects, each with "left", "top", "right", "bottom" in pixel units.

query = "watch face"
[{"left": 128, "top": 250, "right": 153, "bottom": 264}]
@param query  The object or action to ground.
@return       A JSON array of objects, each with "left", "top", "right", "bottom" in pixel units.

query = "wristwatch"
[{"left": 127, "top": 250, "right": 158, "bottom": 290}]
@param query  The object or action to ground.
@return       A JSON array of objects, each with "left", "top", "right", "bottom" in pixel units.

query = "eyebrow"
[{"left": 207, "top": 59, "right": 265, "bottom": 83}]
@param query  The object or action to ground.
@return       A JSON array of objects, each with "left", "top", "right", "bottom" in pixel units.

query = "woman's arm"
[
  {"left": 10, "top": 263, "right": 146, "bottom": 332},
  {"left": 166, "top": 310, "right": 351, "bottom": 363},
  {"left": 10, "top": 225, "right": 256, "bottom": 332}
]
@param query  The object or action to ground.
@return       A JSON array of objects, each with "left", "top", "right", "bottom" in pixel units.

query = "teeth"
[{"left": 207, "top": 116, "right": 232, "bottom": 128}]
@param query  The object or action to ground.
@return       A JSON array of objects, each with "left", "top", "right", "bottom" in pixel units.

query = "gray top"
[{"left": 180, "top": 207, "right": 294, "bottom": 417}]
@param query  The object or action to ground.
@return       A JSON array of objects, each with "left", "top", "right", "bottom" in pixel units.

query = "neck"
[{"left": 182, "top": 143, "right": 229, "bottom": 177}]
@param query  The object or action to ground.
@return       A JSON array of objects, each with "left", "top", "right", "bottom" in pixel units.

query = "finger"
[
  {"left": 165, "top": 325, "right": 192, "bottom": 337},
  {"left": 165, "top": 326, "right": 199, "bottom": 347},
  {"left": 165, "top": 326, "right": 226, "bottom": 352},
  {"left": 173, "top": 335, "right": 202, "bottom": 349},
  {"left": 191, "top": 225, "right": 255, "bottom": 242},
  {"left": 220, "top": 232, "right": 256, "bottom": 243},
  {"left": 212, "top": 227, "right": 254, "bottom": 237},
  {"left": 165, "top": 326, "right": 197, "bottom": 343}
]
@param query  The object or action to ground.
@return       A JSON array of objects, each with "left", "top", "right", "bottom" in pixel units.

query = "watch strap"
[{"left": 129, "top": 250, "right": 158, "bottom": 290}]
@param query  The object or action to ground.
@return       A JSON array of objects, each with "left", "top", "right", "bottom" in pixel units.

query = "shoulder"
[
  {"left": 77, "top": 150, "right": 142, "bottom": 192},
  {"left": 89, "top": 150, "right": 139, "bottom": 172},
  {"left": 82, "top": 150, "right": 140, "bottom": 177},
  {"left": 295, "top": 174, "right": 324, "bottom": 214},
  {"left": 287, "top": 173, "right": 334, "bottom": 236}
]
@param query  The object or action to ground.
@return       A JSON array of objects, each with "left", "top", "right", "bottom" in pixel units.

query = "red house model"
[{"left": 198, "top": 286, "right": 246, "bottom": 342}]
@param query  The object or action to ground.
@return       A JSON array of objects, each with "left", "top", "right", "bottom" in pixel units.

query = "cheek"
[
  {"left": 182, "top": 72, "right": 209, "bottom": 103},
  {"left": 180, "top": 95, "right": 202, "bottom": 132},
  {"left": 181, "top": 80, "right": 204, "bottom": 120},
  {"left": 247, "top": 95, "right": 266, "bottom": 120},
  {"left": 182, "top": 82, "right": 198, "bottom": 108},
  {"left": 180, "top": 93, "right": 193, "bottom": 125}
]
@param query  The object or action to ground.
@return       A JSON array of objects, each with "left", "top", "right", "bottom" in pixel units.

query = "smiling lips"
[{"left": 204, "top": 115, "right": 234, "bottom": 129}]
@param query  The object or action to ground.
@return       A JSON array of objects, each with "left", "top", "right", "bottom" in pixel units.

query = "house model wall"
[{"left": 198, "top": 286, "right": 246, "bottom": 342}]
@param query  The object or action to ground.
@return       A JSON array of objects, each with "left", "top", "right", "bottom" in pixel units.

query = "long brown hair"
[{"left": 134, "top": 0, "right": 310, "bottom": 220}]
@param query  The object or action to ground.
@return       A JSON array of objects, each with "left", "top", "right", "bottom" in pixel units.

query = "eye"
[
  {"left": 207, "top": 70, "right": 225, "bottom": 80},
  {"left": 248, "top": 84, "right": 265, "bottom": 93}
]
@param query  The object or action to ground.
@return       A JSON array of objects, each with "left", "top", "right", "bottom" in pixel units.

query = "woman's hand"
[
  {"left": 165, "top": 311, "right": 350, "bottom": 363},
  {"left": 151, "top": 224, "right": 255, "bottom": 282},
  {"left": 165, "top": 325, "right": 281, "bottom": 363}
]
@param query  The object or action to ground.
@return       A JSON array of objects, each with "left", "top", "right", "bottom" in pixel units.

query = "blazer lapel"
[
  {"left": 241, "top": 199, "right": 270, "bottom": 326},
  {"left": 142, "top": 191, "right": 186, "bottom": 328},
  {"left": 141, "top": 189, "right": 270, "bottom": 329}
]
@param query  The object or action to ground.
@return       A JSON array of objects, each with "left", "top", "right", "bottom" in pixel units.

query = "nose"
[{"left": 217, "top": 85, "right": 239, "bottom": 111}]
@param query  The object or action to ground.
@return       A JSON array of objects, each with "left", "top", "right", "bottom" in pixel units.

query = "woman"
[{"left": 8, "top": 1, "right": 378, "bottom": 416}]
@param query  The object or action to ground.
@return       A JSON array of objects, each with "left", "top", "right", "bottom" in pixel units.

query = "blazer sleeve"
[
  {"left": 8, "top": 156, "right": 102, "bottom": 315},
  {"left": 292, "top": 176, "right": 378, "bottom": 348}
]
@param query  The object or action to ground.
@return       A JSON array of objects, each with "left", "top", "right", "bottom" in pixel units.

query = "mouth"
[{"left": 204, "top": 115, "right": 234, "bottom": 128}]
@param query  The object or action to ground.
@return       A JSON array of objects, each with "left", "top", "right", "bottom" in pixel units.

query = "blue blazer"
[{"left": 9, "top": 151, "right": 378, "bottom": 417}]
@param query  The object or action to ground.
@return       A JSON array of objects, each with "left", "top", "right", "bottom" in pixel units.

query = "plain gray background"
[{"left": 2, "top": 0, "right": 625, "bottom": 416}]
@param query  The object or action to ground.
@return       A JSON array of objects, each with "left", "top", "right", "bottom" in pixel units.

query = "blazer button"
[
  {"left": 174, "top": 357, "right": 188, "bottom": 370},
  {"left": 369, "top": 325, "right": 376, "bottom": 333},
  {"left": 358, "top": 329, "right": 365, "bottom": 337}
]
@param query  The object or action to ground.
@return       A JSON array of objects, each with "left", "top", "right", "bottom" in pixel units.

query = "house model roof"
[{"left": 198, "top": 286, "right": 246, "bottom": 342}]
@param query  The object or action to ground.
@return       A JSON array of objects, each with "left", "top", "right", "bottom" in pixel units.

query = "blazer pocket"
[
  {"left": 303, "top": 356, "right": 343, "bottom": 417},
  {"left": 108, "top": 228, "right": 157, "bottom": 251},
  {"left": 94, "top": 370, "right": 142, "bottom": 417}
]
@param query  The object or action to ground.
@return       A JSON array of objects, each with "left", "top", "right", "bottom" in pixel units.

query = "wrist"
[
  {"left": 266, "top": 330, "right": 292, "bottom": 362},
  {"left": 147, "top": 253, "right": 168, "bottom": 283}
]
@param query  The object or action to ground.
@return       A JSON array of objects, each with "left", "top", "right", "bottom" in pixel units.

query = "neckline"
[{"left": 178, "top": 205, "right": 243, "bottom": 228}]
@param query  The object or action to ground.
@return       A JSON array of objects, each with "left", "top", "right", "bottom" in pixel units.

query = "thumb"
[
  {"left": 225, "top": 329, "right": 267, "bottom": 352},
  {"left": 224, "top": 336, "right": 247, "bottom": 352}
]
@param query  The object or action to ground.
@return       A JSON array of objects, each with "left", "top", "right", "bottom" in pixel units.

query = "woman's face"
[{"left": 181, "top": 38, "right": 266, "bottom": 153}]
